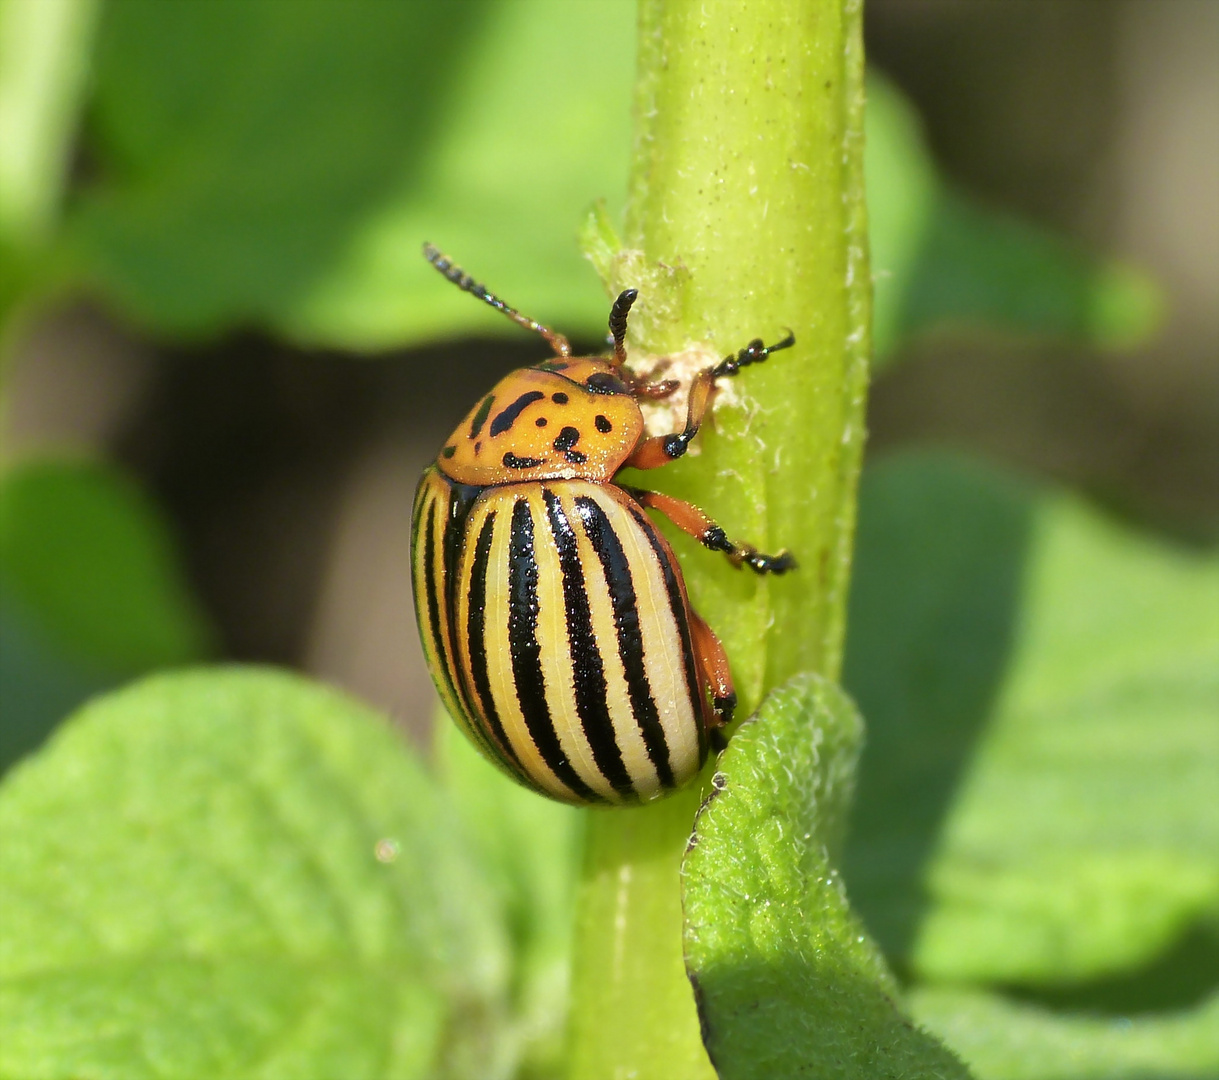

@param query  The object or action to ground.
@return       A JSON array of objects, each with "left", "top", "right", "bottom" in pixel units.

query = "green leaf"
[
  {"left": 682, "top": 674, "right": 971, "bottom": 1080},
  {"left": 434, "top": 711, "right": 582, "bottom": 1079},
  {"left": 0, "top": 667, "right": 510, "bottom": 1079},
  {"left": 52, "top": 8, "right": 1153, "bottom": 359},
  {"left": 843, "top": 451, "right": 1219, "bottom": 991},
  {"left": 0, "top": 456, "right": 211, "bottom": 673},
  {"left": 64, "top": 0, "right": 634, "bottom": 348},
  {"left": 865, "top": 73, "right": 1162, "bottom": 362},
  {"left": 910, "top": 986, "right": 1219, "bottom": 1080}
]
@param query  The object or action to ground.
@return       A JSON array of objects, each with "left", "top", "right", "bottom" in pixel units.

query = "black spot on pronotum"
[
  {"left": 490, "top": 391, "right": 545, "bottom": 436},
  {"left": 552, "top": 426, "right": 581, "bottom": 452},
  {"left": 585, "top": 372, "right": 627, "bottom": 395},
  {"left": 551, "top": 392, "right": 569, "bottom": 405},
  {"left": 564, "top": 450, "right": 588, "bottom": 465},
  {"left": 595, "top": 415, "right": 612, "bottom": 433},
  {"left": 503, "top": 452, "right": 545, "bottom": 469},
  {"left": 441, "top": 445, "right": 456, "bottom": 459},
  {"left": 535, "top": 416, "right": 548, "bottom": 427},
  {"left": 468, "top": 394, "right": 495, "bottom": 439}
]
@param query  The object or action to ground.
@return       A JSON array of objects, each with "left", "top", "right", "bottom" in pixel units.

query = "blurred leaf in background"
[
  {"left": 0, "top": 457, "right": 211, "bottom": 770},
  {"left": 842, "top": 451, "right": 1219, "bottom": 1079},
  {"left": 864, "top": 74, "right": 1162, "bottom": 364},
  {"left": 61, "top": 0, "right": 636, "bottom": 348},
  {"left": 2, "top": 1, "right": 1162, "bottom": 358}
]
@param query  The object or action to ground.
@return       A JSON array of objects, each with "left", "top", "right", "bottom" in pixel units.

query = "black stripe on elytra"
[
  {"left": 490, "top": 391, "right": 545, "bottom": 436},
  {"left": 422, "top": 493, "right": 497, "bottom": 761},
  {"left": 434, "top": 478, "right": 485, "bottom": 725},
  {"left": 508, "top": 499, "right": 601, "bottom": 803},
  {"left": 421, "top": 499, "right": 454, "bottom": 699},
  {"left": 468, "top": 394, "right": 495, "bottom": 439},
  {"left": 466, "top": 511, "right": 524, "bottom": 770},
  {"left": 576, "top": 495, "right": 675, "bottom": 788},
  {"left": 629, "top": 505, "right": 708, "bottom": 765},
  {"left": 543, "top": 489, "right": 635, "bottom": 797}
]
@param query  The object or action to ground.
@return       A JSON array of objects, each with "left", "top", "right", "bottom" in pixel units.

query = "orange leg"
[
  {"left": 629, "top": 488, "right": 796, "bottom": 576},
  {"left": 687, "top": 607, "right": 736, "bottom": 729},
  {"left": 624, "top": 330, "right": 796, "bottom": 470}
]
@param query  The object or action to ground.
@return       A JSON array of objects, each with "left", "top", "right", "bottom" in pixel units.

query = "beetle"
[{"left": 411, "top": 243, "right": 795, "bottom": 805}]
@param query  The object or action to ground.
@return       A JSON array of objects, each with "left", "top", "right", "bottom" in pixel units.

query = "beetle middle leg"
[
  {"left": 628, "top": 488, "right": 796, "bottom": 575},
  {"left": 624, "top": 331, "right": 795, "bottom": 469}
]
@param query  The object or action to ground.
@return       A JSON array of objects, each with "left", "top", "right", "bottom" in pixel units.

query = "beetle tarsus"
[{"left": 712, "top": 329, "right": 795, "bottom": 380}]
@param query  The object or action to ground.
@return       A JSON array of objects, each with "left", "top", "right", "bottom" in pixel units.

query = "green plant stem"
[{"left": 567, "top": 2, "right": 869, "bottom": 1078}]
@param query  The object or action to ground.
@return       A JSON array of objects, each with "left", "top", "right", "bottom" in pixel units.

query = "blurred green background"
[{"left": 0, "top": 2, "right": 1216, "bottom": 1076}]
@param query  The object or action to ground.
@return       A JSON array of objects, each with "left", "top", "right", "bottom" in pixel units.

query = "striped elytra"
[
  {"left": 411, "top": 245, "right": 797, "bottom": 805},
  {"left": 413, "top": 468, "right": 708, "bottom": 805}
]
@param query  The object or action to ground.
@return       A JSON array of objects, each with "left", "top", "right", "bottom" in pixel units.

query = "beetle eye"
[{"left": 585, "top": 372, "right": 627, "bottom": 395}]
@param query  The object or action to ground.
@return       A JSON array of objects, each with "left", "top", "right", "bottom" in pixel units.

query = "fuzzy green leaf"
[
  {"left": 63, "top": 0, "right": 633, "bottom": 348},
  {"left": 682, "top": 674, "right": 971, "bottom": 1080},
  {"left": 843, "top": 452, "right": 1219, "bottom": 992},
  {"left": 0, "top": 668, "right": 510, "bottom": 1079},
  {"left": 0, "top": 456, "right": 211, "bottom": 673}
]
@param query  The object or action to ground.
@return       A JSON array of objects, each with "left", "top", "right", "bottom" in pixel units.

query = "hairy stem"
[{"left": 567, "top": 1, "right": 870, "bottom": 1077}]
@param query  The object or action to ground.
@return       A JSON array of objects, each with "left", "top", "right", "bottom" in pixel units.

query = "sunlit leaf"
[{"left": 0, "top": 668, "right": 511, "bottom": 1079}]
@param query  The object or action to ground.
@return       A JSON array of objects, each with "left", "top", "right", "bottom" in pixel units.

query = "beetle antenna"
[
  {"left": 423, "top": 243, "right": 571, "bottom": 357},
  {"left": 608, "top": 288, "right": 638, "bottom": 367}
]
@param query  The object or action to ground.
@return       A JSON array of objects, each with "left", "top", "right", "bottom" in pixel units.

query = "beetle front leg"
[{"left": 629, "top": 488, "right": 796, "bottom": 575}]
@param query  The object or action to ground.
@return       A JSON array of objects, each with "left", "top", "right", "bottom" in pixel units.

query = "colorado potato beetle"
[{"left": 412, "top": 244, "right": 795, "bottom": 805}]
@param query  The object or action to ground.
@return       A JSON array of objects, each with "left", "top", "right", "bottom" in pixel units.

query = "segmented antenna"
[
  {"left": 423, "top": 243, "right": 571, "bottom": 357},
  {"left": 607, "top": 288, "right": 638, "bottom": 367}
]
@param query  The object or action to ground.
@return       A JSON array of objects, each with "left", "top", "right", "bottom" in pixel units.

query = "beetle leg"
[
  {"left": 711, "top": 330, "right": 795, "bottom": 380},
  {"left": 632, "top": 377, "right": 681, "bottom": 400},
  {"left": 687, "top": 607, "right": 736, "bottom": 728},
  {"left": 624, "top": 331, "right": 795, "bottom": 469},
  {"left": 627, "top": 488, "right": 796, "bottom": 575}
]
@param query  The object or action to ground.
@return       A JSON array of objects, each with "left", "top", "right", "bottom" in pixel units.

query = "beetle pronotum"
[{"left": 412, "top": 245, "right": 794, "bottom": 805}]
